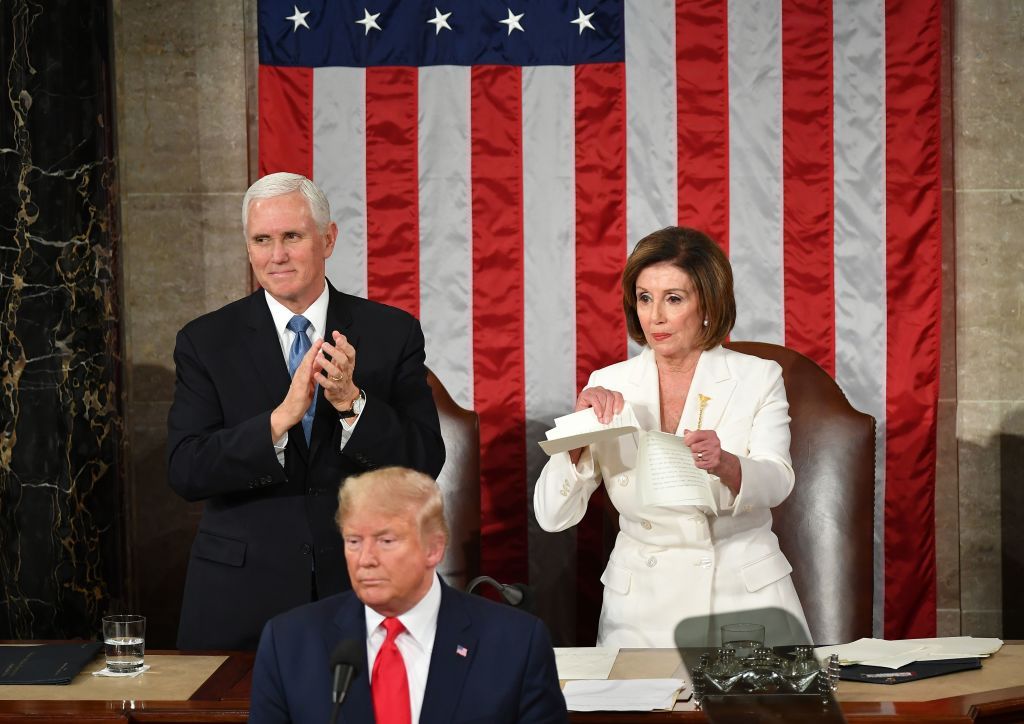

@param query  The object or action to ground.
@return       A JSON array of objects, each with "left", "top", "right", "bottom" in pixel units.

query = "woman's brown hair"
[{"left": 621, "top": 226, "right": 736, "bottom": 349}]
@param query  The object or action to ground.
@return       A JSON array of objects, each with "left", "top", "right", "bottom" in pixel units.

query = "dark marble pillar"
[{"left": 0, "top": 0, "right": 124, "bottom": 638}]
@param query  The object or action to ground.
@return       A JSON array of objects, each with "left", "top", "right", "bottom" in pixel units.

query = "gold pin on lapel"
[{"left": 696, "top": 394, "right": 712, "bottom": 430}]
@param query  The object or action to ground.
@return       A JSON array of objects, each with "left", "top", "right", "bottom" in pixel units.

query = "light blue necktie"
[{"left": 286, "top": 315, "right": 316, "bottom": 444}]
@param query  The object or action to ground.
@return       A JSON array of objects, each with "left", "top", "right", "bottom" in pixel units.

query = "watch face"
[{"left": 352, "top": 394, "right": 364, "bottom": 415}]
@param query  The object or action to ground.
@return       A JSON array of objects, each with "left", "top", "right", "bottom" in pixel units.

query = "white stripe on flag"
[
  {"left": 523, "top": 65, "right": 578, "bottom": 643},
  {"left": 625, "top": 0, "right": 677, "bottom": 359},
  {"left": 419, "top": 66, "right": 473, "bottom": 409},
  {"left": 832, "top": 0, "right": 887, "bottom": 636},
  {"left": 728, "top": 0, "right": 785, "bottom": 344},
  {"left": 315, "top": 67, "right": 367, "bottom": 298}
]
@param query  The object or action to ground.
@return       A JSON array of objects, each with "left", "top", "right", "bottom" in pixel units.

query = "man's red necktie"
[{"left": 371, "top": 618, "right": 411, "bottom": 724}]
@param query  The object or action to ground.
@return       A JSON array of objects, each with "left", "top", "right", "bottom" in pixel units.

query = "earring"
[{"left": 703, "top": 318, "right": 709, "bottom": 327}]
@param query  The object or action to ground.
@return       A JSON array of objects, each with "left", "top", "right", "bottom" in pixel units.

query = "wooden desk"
[{"left": 1, "top": 647, "right": 1022, "bottom": 723}]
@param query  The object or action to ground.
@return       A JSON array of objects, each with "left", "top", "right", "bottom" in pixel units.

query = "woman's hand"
[
  {"left": 566, "top": 386, "right": 624, "bottom": 464},
  {"left": 575, "top": 386, "right": 624, "bottom": 424},
  {"left": 683, "top": 429, "right": 741, "bottom": 495}
]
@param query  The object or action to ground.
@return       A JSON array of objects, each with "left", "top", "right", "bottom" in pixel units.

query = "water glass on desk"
[
  {"left": 720, "top": 622, "right": 765, "bottom": 659},
  {"left": 102, "top": 615, "right": 146, "bottom": 673}
]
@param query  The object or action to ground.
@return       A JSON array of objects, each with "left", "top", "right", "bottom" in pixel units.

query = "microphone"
[
  {"left": 466, "top": 576, "right": 534, "bottom": 612},
  {"left": 328, "top": 639, "right": 362, "bottom": 724}
]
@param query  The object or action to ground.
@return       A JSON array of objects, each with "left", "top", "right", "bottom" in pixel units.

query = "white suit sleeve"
[
  {"left": 727, "top": 362, "right": 796, "bottom": 513},
  {"left": 533, "top": 443, "right": 603, "bottom": 532}
]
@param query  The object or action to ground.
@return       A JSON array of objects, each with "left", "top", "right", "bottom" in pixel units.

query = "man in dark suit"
[
  {"left": 250, "top": 467, "right": 567, "bottom": 724},
  {"left": 167, "top": 173, "right": 445, "bottom": 651}
]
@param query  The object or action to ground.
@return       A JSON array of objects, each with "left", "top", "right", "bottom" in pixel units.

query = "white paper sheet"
[
  {"left": 553, "top": 647, "right": 619, "bottom": 680},
  {"left": 538, "top": 407, "right": 637, "bottom": 456},
  {"left": 815, "top": 636, "right": 1004, "bottom": 669},
  {"left": 636, "top": 430, "right": 716, "bottom": 511},
  {"left": 562, "top": 678, "right": 685, "bottom": 712}
]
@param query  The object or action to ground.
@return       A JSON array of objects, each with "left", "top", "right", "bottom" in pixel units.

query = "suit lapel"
[
  {"left": 310, "top": 284, "right": 358, "bottom": 459},
  {"left": 332, "top": 596, "right": 374, "bottom": 722},
  {"left": 419, "top": 582, "right": 476, "bottom": 724},
  {"left": 624, "top": 348, "right": 661, "bottom": 432},
  {"left": 676, "top": 346, "right": 737, "bottom": 435}
]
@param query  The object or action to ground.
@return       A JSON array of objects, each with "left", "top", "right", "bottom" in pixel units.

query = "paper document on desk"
[
  {"left": 538, "top": 407, "right": 637, "bottom": 456},
  {"left": 562, "top": 678, "right": 685, "bottom": 712},
  {"left": 815, "top": 636, "right": 1004, "bottom": 669},
  {"left": 553, "top": 647, "right": 619, "bottom": 680},
  {"left": 637, "top": 430, "right": 716, "bottom": 512}
]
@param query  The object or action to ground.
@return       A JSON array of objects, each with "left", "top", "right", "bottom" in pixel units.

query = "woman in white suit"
[{"left": 534, "top": 227, "right": 810, "bottom": 649}]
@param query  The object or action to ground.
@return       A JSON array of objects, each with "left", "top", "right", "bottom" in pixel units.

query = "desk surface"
[{"left": 1, "top": 646, "right": 1022, "bottom": 722}]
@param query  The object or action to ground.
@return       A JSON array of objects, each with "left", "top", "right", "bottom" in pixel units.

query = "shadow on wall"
[
  {"left": 127, "top": 364, "right": 201, "bottom": 650},
  {"left": 1000, "top": 405, "right": 1024, "bottom": 639}
]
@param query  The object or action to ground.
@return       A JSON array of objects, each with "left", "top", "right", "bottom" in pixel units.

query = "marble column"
[{"left": 0, "top": 0, "right": 124, "bottom": 638}]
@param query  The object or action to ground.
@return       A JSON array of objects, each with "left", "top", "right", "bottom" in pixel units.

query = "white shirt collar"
[
  {"left": 264, "top": 282, "right": 330, "bottom": 343},
  {"left": 364, "top": 573, "right": 442, "bottom": 651}
]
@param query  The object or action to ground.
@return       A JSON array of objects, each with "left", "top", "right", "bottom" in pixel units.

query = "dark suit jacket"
[
  {"left": 250, "top": 581, "right": 568, "bottom": 724},
  {"left": 167, "top": 283, "right": 445, "bottom": 650}
]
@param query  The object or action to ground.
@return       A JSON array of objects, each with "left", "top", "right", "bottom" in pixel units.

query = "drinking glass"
[
  {"left": 102, "top": 614, "right": 146, "bottom": 673},
  {"left": 720, "top": 622, "right": 765, "bottom": 659}
]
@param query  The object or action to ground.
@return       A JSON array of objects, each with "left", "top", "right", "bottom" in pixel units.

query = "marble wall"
[
  {"left": 112, "top": 0, "right": 251, "bottom": 647},
  {"left": 0, "top": 0, "right": 124, "bottom": 638},
  {"left": 107, "top": 0, "right": 1022, "bottom": 645},
  {"left": 950, "top": 0, "right": 1024, "bottom": 638}
]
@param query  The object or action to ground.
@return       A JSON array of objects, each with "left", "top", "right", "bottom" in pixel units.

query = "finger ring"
[
  {"left": 330, "top": 375, "right": 344, "bottom": 382},
  {"left": 697, "top": 452, "right": 704, "bottom": 460}
]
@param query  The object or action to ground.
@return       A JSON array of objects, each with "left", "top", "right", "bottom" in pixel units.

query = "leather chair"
[
  {"left": 426, "top": 370, "right": 481, "bottom": 591},
  {"left": 725, "top": 341, "right": 875, "bottom": 645}
]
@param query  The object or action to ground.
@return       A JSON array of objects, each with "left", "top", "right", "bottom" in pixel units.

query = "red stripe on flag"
[
  {"left": 781, "top": 0, "right": 835, "bottom": 375},
  {"left": 883, "top": 0, "right": 941, "bottom": 639},
  {"left": 365, "top": 67, "right": 420, "bottom": 317},
  {"left": 675, "top": 0, "right": 730, "bottom": 251},
  {"left": 471, "top": 65, "right": 528, "bottom": 584},
  {"left": 574, "top": 62, "right": 628, "bottom": 644},
  {"left": 257, "top": 65, "right": 313, "bottom": 178}
]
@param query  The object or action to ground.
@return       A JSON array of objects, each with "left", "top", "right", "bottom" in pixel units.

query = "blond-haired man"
[{"left": 250, "top": 467, "right": 567, "bottom": 724}]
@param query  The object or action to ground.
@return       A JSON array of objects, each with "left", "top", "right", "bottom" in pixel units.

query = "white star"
[
  {"left": 570, "top": 8, "right": 595, "bottom": 35},
  {"left": 499, "top": 8, "right": 525, "bottom": 35},
  {"left": 427, "top": 7, "right": 452, "bottom": 35},
  {"left": 286, "top": 5, "right": 310, "bottom": 31},
  {"left": 356, "top": 8, "right": 382, "bottom": 35}
]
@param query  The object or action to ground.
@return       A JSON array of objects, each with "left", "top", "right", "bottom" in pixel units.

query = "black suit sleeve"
[
  {"left": 518, "top": 619, "right": 570, "bottom": 723},
  {"left": 166, "top": 327, "right": 287, "bottom": 502},
  {"left": 341, "top": 317, "right": 445, "bottom": 478}
]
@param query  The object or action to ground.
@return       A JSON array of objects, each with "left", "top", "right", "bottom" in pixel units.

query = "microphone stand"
[{"left": 465, "top": 575, "right": 525, "bottom": 606}]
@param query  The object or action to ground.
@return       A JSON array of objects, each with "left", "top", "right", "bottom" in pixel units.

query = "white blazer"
[{"left": 534, "top": 345, "right": 810, "bottom": 648}]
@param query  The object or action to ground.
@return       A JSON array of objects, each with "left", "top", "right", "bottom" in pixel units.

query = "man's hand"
[
  {"left": 317, "top": 331, "right": 361, "bottom": 414},
  {"left": 270, "top": 338, "right": 323, "bottom": 440}
]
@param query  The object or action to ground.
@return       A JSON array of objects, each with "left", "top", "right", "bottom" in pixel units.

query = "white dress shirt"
[
  {"left": 263, "top": 282, "right": 363, "bottom": 463},
  {"left": 364, "top": 575, "right": 441, "bottom": 724}
]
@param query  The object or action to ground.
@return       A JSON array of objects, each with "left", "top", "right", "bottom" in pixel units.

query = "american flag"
[{"left": 256, "top": 0, "right": 941, "bottom": 642}]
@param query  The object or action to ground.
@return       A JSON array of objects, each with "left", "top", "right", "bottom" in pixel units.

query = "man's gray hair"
[{"left": 242, "top": 172, "right": 331, "bottom": 236}]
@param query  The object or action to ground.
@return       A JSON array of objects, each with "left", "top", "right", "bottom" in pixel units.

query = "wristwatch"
[{"left": 338, "top": 389, "right": 365, "bottom": 419}]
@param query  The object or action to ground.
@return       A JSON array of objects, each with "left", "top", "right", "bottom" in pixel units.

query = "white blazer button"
[
  {"left": 617, "top": 475, "right": 628, "bottom": 486},
  {"left": 641, "top": 519, "right": 652, "bottom": 530},
  {"left": 646, "top": 556, "right": 657, "bottom": 568}
]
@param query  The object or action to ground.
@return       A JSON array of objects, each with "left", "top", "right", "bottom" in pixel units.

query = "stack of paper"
[
  {"left": 815, "top": 637, "right": 1003, "bottom": 669},
  {"left": 562, "top": 678, "right": 686, "bottom": 712}
]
